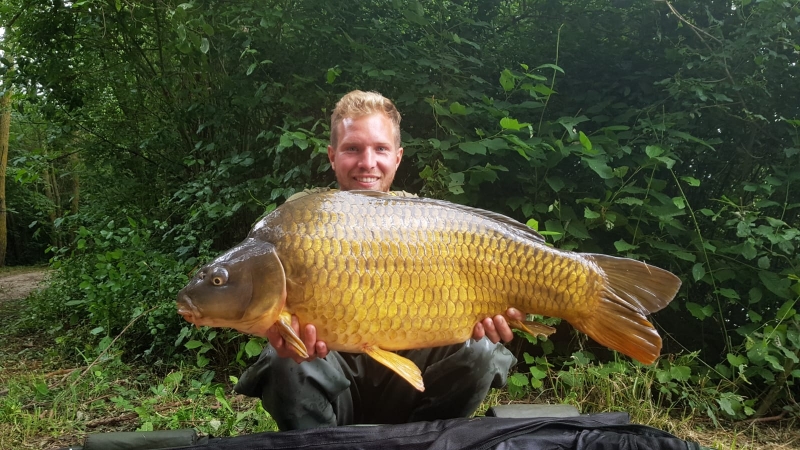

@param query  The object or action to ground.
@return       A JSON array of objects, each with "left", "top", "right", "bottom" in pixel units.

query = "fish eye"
[{"left": 209, "top": 267, "right": 228, "bottom": 286}]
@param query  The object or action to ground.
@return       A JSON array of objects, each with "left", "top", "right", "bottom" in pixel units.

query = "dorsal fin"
[{"left": 344, "top": 190, "right": 546, "bottom": 243}]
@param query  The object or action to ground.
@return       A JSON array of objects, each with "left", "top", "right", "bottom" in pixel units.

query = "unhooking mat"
[{"left": 161, "top": 412, "right": 704, "bottom": 450}]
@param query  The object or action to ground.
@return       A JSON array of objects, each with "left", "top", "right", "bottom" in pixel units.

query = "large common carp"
[{"left": 177, "top": 190, "right": 681, "bottom": 391}]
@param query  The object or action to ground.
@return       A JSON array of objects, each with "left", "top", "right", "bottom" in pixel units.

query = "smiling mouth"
[{"left": 355, "top": 176, "right": 380, "bottom": 183}]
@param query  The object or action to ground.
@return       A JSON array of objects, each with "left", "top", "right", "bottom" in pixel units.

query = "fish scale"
[
  {"left": 274, "top": 194, "right": 597, "bottom": 352},
  {"left": 177, "top": 190, "right": 682, "bottom": 391}
]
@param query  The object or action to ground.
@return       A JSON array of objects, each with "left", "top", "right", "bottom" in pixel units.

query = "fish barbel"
[{"left": 177, "top": 190, "right": 681, "bottom": 391}]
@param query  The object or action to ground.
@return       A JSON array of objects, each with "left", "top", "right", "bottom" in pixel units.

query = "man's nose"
[{"left": 358, "top": 148, "right": 376, "bottom": 168}]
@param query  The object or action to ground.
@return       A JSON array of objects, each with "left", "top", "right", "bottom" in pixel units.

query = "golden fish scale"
[{"left": 268, "top": 195, "right": 602, "bottom": 352}]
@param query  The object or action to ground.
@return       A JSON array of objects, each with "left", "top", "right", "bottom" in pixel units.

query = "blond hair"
[{"left": 330, "top": 90, "right": 402, "bottom": 148}]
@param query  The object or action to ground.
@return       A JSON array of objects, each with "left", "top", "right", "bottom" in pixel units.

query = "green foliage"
[
  {"left": 109, "top": 368, "right": 277, "bottom": 435},
  {"left": 507, "top": 349, "right": 758, "bottom": 426},
  {"left": 507, "top": 352, "right": 553, "bottom": 398},
  {"left": 24, "top": 214, "right": 204, "bottom": 361},
  {"left": 179, "top": 327, "right": 266, "bottom": 369},
  {"left": 0, "top": 358, "right": 277, "bottom": 446}
]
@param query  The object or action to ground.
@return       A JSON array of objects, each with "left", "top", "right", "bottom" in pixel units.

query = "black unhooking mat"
[{"left": 165, "top": 413, "right": 703, "bottom": 450}]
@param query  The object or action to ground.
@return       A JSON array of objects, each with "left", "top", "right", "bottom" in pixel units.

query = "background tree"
[{"left": 0, "top": 85, "right": 9, "bottom": 266}]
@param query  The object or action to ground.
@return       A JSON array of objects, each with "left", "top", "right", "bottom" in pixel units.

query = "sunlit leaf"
[
  {"left": 614, "top": 240, "right": 638, "bottom": 252},
  {"left": 670, "top": 365, "right": 691, "bottom": 382},
  {"left": 645, "top": 145, "right": 664, "bottom": 158},
  {"left": 509, "top": 372, "right": 528, "bottom": 387},
  {"left": 535, "top": 63, "right": 564, "bottom": 73},
  {"left": 245, "top": 338, "right": 263, "bottom": 358},
  {"left": 616, "top": 197, "right": 643, "bottom": 206},
  {"left": 727, "top": 353, "right": 748, "bottom": 367},
  {"left": 499, "top": 69, "right": 515, "bottom": 92},
  {"left": 578, "top": 131, "right": 592, "bottom": 151},
  {"left": 449, "top": 102, "right": 467, "bottom": 115},
  {"left": 500, "top": 117, "right": 529, "bottom": 131},
  {"left": 185, "top": 340, "right": 202, "bottom": 350},
  {"left": 717, "top": 397, "right": 736, "bottom": 417},
  {"left": 584, "top": 207, "right": 600, "bottom": 219}
]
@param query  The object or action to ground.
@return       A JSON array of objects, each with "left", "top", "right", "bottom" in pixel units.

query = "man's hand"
[
  {"left": 472, "top": 308, "right": 524, "bottom": 344},
  {"left": 265, "top": 314, "right": 329, "bottom": 363}
]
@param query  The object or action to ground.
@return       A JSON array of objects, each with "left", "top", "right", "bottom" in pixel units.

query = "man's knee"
[
  {"left": 236, "top": 346, "right": 352, "bottom": 430},
  {"left": 455, "top": 339, "right": 517, "bottom": 388}
]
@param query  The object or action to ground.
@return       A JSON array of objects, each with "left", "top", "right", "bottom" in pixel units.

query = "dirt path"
[{"left": 0, "top": 268, "right": 51, "bottom": 302}]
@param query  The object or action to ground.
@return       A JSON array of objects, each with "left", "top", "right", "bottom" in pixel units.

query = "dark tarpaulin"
[{"left": 169, "top": 413, "right": 704, "bottom": 450}]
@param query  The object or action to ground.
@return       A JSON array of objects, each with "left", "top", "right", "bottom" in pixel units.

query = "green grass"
[
  {"left": 0, "top": 358, "right": 278, "bottom": 449},
  {"left": 475, "top": 358, "right": 800, "bottom": 450},
  {"left": 0, "top": 291, "right": 277, "bottom": 449}
]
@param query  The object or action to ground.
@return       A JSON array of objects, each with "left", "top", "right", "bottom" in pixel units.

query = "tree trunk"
[
  {"left": 42, "top": 161, "right": 62, "bottom": 249},
  {"left": 0, "top": 87, "right": 12, "bottom": 267}
]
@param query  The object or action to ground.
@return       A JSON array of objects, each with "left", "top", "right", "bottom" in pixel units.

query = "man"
[{"left": 235, "top": 90, "right": 522, "bottom": 430}]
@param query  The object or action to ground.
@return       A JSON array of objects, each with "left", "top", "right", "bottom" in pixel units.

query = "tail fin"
[{"left": 575, "top": 254, "right": 681, "bottom": 365}]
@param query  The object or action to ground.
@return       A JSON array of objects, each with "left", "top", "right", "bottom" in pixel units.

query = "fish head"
[{"left": 176, "top": 237, "right": 287, "bottom": 336}]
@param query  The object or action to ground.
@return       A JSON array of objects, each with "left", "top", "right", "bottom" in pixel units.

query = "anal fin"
[
  {"left": 507, "top": 318, "right": 555, "bottom": 338},
  {"left": 276, "top": 311, "right": 309, "bottom": 359},
  {"left": 364, "top": 345, "right": 425, "bottom": 392}
]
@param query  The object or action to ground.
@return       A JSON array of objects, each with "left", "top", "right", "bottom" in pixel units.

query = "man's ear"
[
  {"left": 396, "top": 147, "right": 404, "bottom": 168},
  {"left": 327, "top": 145, "right": 335, "bottom": 170}
]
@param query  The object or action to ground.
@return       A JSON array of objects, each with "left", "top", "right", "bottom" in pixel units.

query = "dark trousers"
[{"left": 234, "top": 338, "right": 516, "bottom": 431}]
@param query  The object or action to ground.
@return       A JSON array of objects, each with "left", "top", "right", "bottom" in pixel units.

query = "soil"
[{"left": 0, "top": 267, "right": 51, "bottom": 302}]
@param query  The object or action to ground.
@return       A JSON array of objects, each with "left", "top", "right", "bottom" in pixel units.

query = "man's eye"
[
  {"left": 346, "top": 147, "right": 357, "bottom": 152},
  {"left": 378, "top": 147, "right": 389, "bottom": 152}
]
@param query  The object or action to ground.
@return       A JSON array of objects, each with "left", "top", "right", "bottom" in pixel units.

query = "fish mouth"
[{"left": 176, "top": 294, "right": 202, "bottom": 325}]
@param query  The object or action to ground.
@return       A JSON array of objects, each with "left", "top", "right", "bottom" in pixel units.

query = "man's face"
[{"left": 328, "top": 113, "right": 403, "bottom": 192}]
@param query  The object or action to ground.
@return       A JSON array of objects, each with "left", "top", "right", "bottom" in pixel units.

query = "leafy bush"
[{"left": 25, "top": 213, "right": 208, "bottom": 362}]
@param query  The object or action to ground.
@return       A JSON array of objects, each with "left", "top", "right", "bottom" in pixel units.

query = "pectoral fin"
[
  {"left": 276, "top": 311, "right": 309, "bottom": 359},
  {"left": 364, "top": 345, "right": 425, "bottom": 392},
  {"left": 507, "top": 318, "right": 556, "bottom": 338}
]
